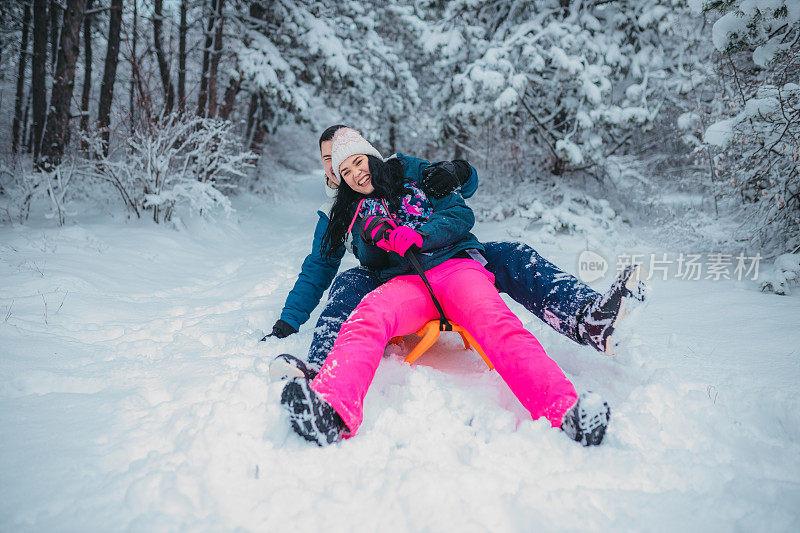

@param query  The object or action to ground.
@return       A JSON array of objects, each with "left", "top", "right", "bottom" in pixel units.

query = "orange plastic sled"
[{"left": 392, "top": 320, "right": 494, "bottom": 370}]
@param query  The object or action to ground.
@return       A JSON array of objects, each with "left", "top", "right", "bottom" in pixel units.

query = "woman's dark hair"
[
  {"left": 318, "top": 124, "right": 348, "bottom": 149},
  {"left": 321, "top": 155, "right": 408, "bottom": 258}
]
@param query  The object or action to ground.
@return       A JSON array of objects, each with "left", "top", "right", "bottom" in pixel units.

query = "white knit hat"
[{"left": 330, "top": 128, "right": 383, "bottom": 181}]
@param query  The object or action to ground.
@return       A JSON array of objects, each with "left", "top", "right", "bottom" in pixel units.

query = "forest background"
[{"left": 0, "top": 0, "right": 797, "bottom": 262}]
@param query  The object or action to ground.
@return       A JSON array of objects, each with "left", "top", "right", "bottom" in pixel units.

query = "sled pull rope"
[
  {"left": 405, "top": 248, "right": 452, "bottom": 332},
  {"left": 373, "top": 200, "right": 451, "bottom": 331}
]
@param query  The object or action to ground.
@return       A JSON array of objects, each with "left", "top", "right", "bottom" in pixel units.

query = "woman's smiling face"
[{"left": 339, "top": 154, "right": 374, "bottom": 194}]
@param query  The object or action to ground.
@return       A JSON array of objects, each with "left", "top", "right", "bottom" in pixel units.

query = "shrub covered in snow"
[
  {"left": 761, "top": 253, "right": 800, "bottom": 295},
  {"left": 0, "top": 157, "right": 85, "bottom": 226},
  {"left": 469, "top": 180, "right": 621, "bottom": 249},
  {"left": 519, "top": 189, "right": 620, "bottom": 246},
  {"left": 0, "top": 115, "right": 254, "bottom": 226},
  {"left": 89, "top": 114, "right": 254, "bottom": 223}
]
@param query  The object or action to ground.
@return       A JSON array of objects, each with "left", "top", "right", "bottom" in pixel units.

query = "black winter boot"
[
  {"left": 561, "top": 392, "right": 611, "bottom": 446},
  {"left": 269, "top": 353, "right": 319, "bottom": 382},
  {"left": 281, "top": 377, "right": 346, "bottom": 446},
  {"left": 576, "top": 264, "right": 648, "bottom": 355}
]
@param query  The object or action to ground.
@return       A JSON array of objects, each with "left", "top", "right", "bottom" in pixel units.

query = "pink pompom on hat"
[{"left": 330, "top": 128, "right": 383, "bottom": 181}]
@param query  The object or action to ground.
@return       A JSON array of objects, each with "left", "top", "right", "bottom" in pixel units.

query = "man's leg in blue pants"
[
  {"left": 307, "top": 266, "right": 382, "bottom": 368},
  {"left": 483, "top": 241, "right": 599, "bottom": 344}
]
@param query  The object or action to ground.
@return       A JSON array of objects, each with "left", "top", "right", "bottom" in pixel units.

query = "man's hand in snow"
[{"left": 261, "top": 319, "right": 297, "bottom": 340}]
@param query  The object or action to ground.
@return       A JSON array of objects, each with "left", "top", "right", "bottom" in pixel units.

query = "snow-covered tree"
[
  {"left": 415, "top": 0, "right": 693, "bottom": 178},
  {"left": 697, "top": 0, "right": 800, "bottom": 253},
  {"left": 226, "top": 1, "right": 424, "bottom": 154}
]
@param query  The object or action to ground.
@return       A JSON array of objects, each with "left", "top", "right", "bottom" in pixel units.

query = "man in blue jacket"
[{"left": 267, "top": 125, "right": 647, "bottom": 377}]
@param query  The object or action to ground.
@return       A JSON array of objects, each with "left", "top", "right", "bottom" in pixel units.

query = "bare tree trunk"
[
  {"left": 128, "top": 0, "right": 136, "bottom": 132},
  {"left": 0, "top": 3, "right": 7, "bottom": 115},
  {"left": 453, "top": 129, "right": 467, "bottom": 159},
  {"left": 49, "top": 0, "right": 60, "bottom": 70},
  {"left": 196, "top": 0, "right": 214, "bottom": 117},
  {"left": 251, "top": 118, "right": 267, "bottom": 154},
  {"left": 219, "top": 76, "right": 242, "bottom": 120},
  {"left": 206, "top": 0, "right": 224, "bottom": 118},
  {"left": 128, "top": 0, "right": 152, "bottom": 129},
  {"left": 13, "top": 1, "right": 32, "bottom": 153},
  {"left": 41, "top": 0, "right": 86, "bottom": 167},
  {"left": 248, "top": 95, "right": 271, "bottom": 154},
  {"left": 31, "top": 0, "right": 48, "bottom": 163},
  {"left": 23, "top": 92, "right": 32, "bottom": 152},
  {"left": 244, "top": 1, "right": 267, "bottom": 149},
  {"left": 152, "top": 0, "right": 174, "bottom": 115},
  {"left": 245, "top": 92, "right": 257, "bottom": 142},
  {"left": 177, "top": 0, "right": 187, "bottom": 113},
  {"left": 97, "top": 0, "right": 123, "bottom": 155},
  {"left": 79, "top": 0, "right": 93, "bottom": 148}
]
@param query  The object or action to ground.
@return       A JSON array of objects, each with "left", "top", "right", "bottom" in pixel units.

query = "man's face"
[{"left": 320, "top": 140, "right": 339, "bottom": 189}]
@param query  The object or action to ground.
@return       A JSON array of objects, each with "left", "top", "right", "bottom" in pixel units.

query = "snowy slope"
[{"left": 1, "top": 172, "right": 799, "bottom": 532}]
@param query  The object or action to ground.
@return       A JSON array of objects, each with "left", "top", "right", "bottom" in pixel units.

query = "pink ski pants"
[{"left": 310, "top": 258, "right": 578, "bottom": 436}]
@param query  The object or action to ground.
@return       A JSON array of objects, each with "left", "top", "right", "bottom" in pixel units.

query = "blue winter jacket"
[
  {"left": 279, "top": 154, "right": 479, "bottom": 330},
  {"left": 351, "top": 181, "right": 483, "bottom": 282}
]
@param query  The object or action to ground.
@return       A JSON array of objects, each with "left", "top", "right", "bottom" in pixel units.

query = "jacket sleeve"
[
  {"left": 396, "top": 153, "right": 430, "bottom": 181},
  {"left": 397, "top": 152, "right": 479, "bottom": 199},
  {"left": 279, "top": 213, "right": 345, "bottom": 330},
  {"left": 458, "top": 162, "right": 479, "bottom": 199},
  {"left": 416, "top": 192, "right": 475, "bottom": 252}
]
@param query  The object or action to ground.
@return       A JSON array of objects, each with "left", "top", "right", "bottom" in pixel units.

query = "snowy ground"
[{"left": 1, "top": 172, "right": 799, "bottom": 532}]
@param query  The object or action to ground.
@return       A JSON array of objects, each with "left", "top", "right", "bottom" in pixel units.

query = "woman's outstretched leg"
[
  {"left": 432, "top": 259, "right": 579, "bottom": 427},
  {"left": 309, "top": 277, "right": 435, "bottom": 435}
]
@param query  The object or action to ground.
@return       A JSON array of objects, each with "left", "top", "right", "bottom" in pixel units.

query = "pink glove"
[{"left": 377, "top": 226, "right": 423, "bottom": 257}]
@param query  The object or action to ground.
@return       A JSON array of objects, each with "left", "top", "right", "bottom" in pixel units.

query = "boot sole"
[
  {"left": 562, "top": 392, "right": 612, "bottom": 446},
  {"left": 281, "top": 379, "right": 328, "bottom": 446},
  {"left": 604, "top": 265, "right": 650, "bottom": 356},
  {"left": 281, "top": 378, "right": 344, "bottom": 446},
  {"left": 581, "top": 401, "right": 611, "bottom": 446}
]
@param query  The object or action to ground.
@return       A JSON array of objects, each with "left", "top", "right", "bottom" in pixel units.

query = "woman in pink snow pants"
[{"left": 280, "top": 128, "right": 611, "bottom": 447}]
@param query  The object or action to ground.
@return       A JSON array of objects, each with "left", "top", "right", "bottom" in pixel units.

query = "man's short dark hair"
[{"left": 319, "top": 124, "right": 348, "bottom": 149}]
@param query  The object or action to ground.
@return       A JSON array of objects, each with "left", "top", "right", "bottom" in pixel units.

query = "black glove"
[
  {"left": 359, "top": 215, "right": 396, "bottom": 246},
  {"left": 420, "top": 160, "right": 472, "bottom": 199},
  {"left": 261, "top": 319, "right": 297, "bottom": 341}
]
